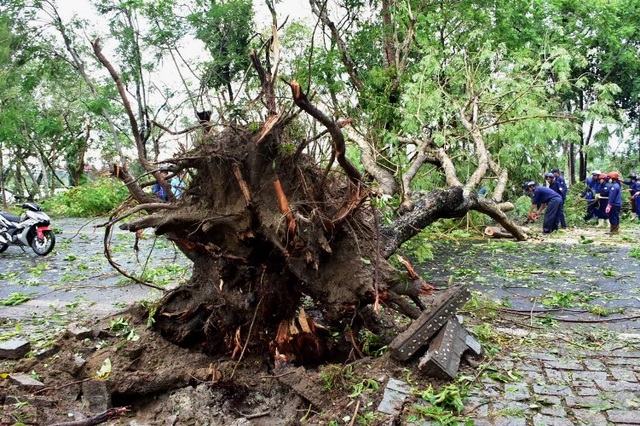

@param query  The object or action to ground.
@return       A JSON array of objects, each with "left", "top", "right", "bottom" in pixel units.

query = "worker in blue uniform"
[
  {"left": 595, "top": 173, "right": 611, "bottom": 228},
  {"left": 606, "top": 171, "right": 622, "bottom": 234},
  {"left": 580, "top": 170, "right": 600, "bottom": 222},
  {"left": 622, "top": 173, "right": 639, "bottom": 219},
  {"left": 523, "top": 181, "right": 563, "bottom": 234},
  {"left": 545, "top": 172, "right": 567, "bottom": 228}
]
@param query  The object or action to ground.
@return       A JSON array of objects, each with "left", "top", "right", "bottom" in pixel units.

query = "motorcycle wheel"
[
  {"left": 31, "top": 230, "right": 56, "bottom": 256},
  {"left": 0, "top": 243, "right": 8, "bottom": 253}
]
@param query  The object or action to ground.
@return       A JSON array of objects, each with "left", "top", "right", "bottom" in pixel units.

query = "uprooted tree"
[{"left": 91, "top": 16, "right": 533, "bottom": 367}]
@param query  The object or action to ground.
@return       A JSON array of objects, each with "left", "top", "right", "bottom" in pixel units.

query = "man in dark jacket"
[
  {"left": 524, "top": 181, "right": 563, "bottom": 234},
  {"left": 545, "top": 172, "right": 567, "bottom": 228},
  {"left": 606, "top": 171, "right": 622, "bottom": 235}
]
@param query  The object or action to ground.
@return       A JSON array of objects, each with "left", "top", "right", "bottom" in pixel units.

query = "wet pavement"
[
  {"left": 423, "top": 229, "right": 640, "bottom": 333},
  {"left": 0, "top": 217, "right": 190, "bottom": 339},
  {"left": 2, "top": 220, "right": 640, "bottom": 425},
  {"left": 412, "top": 226, "right": 640, "bottom": 425}
]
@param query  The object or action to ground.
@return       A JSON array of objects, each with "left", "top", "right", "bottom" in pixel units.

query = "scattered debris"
[
  {"left": 9, "top": 373, "right": 44, "bottom": 389},
  {"left": 378, "top": 378, "right": 412, "bottom": 416},
  {"left": 0, "top": 338, "right": 31, "bottom": 359},
  {"left": 390, "top": 286, "right": 481, "bottom": 378}
]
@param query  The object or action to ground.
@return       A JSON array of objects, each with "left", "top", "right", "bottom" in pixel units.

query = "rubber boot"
[
  {"left": 597, "top": 219, "right": 605, "bottom": 228},
  {"left": 609, "top": 224, "right": 619, "bottom": 235}
]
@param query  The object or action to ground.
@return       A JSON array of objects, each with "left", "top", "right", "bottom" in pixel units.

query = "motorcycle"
[{"left": 0, "top": 202, "right": 56, "bottom": 256}]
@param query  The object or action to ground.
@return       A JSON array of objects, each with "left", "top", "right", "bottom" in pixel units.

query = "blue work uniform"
[
  {"left": 532, "top": 186, "right": 563, "bottom": 233},
  {"left": 631, "top": 181, "right": 640, "bottom": 219},
  {"left": 581, "top": 178, "right": 598, "bottom": 220},
  {"left": 608, "top": 181, "right": 622, "bottom": 226},
  {"left": 549, "top": 178, "right": 567, "bottom": 228},
  {"left": 596, "top": 180, "right": 611, "bottom": 220},
  {"left": 623, "top": 179, "right": 639, "bottom": 214}
]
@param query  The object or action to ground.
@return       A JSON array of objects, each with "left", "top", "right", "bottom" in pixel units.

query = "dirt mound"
[{"left": 2, "top": 304, "right": 450, "bottom": 425}]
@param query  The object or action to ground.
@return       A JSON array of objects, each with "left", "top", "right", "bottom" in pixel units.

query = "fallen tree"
[{"left": 91, "top": 17, "right": 527, "bottom": 367}]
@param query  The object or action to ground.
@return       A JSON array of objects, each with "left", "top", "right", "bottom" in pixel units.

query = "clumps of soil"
[{"left": 1, "top": 304, "right": 457, "bottom": 425}]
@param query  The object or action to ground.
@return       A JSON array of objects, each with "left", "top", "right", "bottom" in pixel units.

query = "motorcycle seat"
[{"left": 0, "top": 212, "right": 20, "bottom": 223}]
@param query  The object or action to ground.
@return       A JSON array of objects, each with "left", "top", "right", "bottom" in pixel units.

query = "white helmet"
[{"left": 591, "top": 170, "right": 601, "bottom": 175}]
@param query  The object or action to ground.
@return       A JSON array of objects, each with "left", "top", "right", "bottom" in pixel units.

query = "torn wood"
[
  {"left": 484, "top": 226, "right": 515, "bottom": 238},
  {"left": 417, "top": 316, "right": 471, "bottom": 379},
  {"left": 389, "top": 286, "right": 471, "bottom": 361}
]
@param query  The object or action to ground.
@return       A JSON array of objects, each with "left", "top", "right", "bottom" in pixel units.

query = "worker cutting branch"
[{"left": 522, "top": 181, "right": 563, "bottom": 235}]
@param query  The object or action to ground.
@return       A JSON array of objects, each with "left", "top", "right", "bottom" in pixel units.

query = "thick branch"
[
  {"left": 399, "top": 134, "right": 436, "bottom": 199},
  {"left": 91, "top": 38, "right": 150, "bottom": 172},
  {"left": 381, "top": 187, "right": 527, "bottom": 257},
  {"left": 381, "top": 187, "right": 471, "bottom": 258},
  {"left": 459, "top": 100, "right": 489, "bottom": 190},
  {"left": 473, "top": 198, "right": 527, "bottom": 240},
  {"left": 344, "top": 126, "right": 397, "bottom": 195},
  {"left": 287, "top": 80, "right": 361, "bottom": 186}
]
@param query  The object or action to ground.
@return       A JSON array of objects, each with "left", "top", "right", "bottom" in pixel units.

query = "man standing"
[
  {"left": 545, "top": 172, "right": 567, "bottom": 228},
  {"left": 171, "top": 170, "right": 187, "bottom": 198},
  {"left": 595, "top": 173, "right": 611, "bottom": 228},
  {"left": 523, "top": 181, "right": 563, "bottom": 234},
  {"left": 580, "top": 170, "right": 601, "bottom": 222},
  {"left": 550, "top": 168, "right": 567, "bottom": 192},
  {"left": 606, "top": 171, "right": 622, "bottom": 235},
  {"left": 623, "top": 173, "right": 639, "bottom": 219}
]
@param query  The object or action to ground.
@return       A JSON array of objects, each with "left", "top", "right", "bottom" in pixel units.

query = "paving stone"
[
  {"left": 575, "top": 387, "right": 600, "bottom": 396},
  {"left": 531, "top": 414, "right": 574, "bottom": 426},
  {"left": 514, "top": 361, "right": 543, "bottom": 372},
  {"left": 595, "top": 379, "right": 640, "bottom": 392},
  {"left": 477, "top": 383, "right": 504, "bottom": 398},
  {"left": 571, "top": 380, "right": 596, "bottom": 389},
  {"left": 609, "top": 367, "right": 638, "bottom": 382},
  {"left": 378, "top": 378, "right": 411, "bottom": 416},
  {"left": 610, "top": 350, "right": 640, "bottom": 359},
  {"left": 543, "top": 359, "right": 583, "bottom": 370},
  {"left": 570, "top": 370, "right": 609, "bottom": 382},
  {"left": 494, "top": 360, "right": 515, "bottom": 370},
  {"left": 504, "top": 383, "right": 530, "bottom": 401},
  {"left": 608, "top": 391, "right": 640, "bottom": 409},
  {"left": 492, "top": 401, "right": 530, "bottom": 414},
  {"left": 608, "top": 358, "right": 640, "bottom": 367},
  {"left": 584, "top": 359, "right": 606, "bottom": 371},
  {"left": 529, "top": 353, "right": 560, "bottom": 362},
  {"left": 564, "top": 395, "right": 613, "bottom": 410},
  {"left": 66, "top": 322, "right": 94, "bottom": 340},
  {"left": 8, "top": 373, "right": 44, "bottom": 388},
  {"left": 464, "top": 397, "right": 490, "bottom": 417},
  {"left": 535, "top": 395, "right": 562, "bottom": 406},
  {"left": 493, "top": 417, "right": 527, "bottom": 426},
  {"left": 544, "top": 368, "right": 567, "bottom": 383},
  {"left": 522, "top": 371, "right": 547, "bottom": 384},
  {"left": 572, "top": 409, "right": 608, "bottom": 426},
  {"left": 82, "top": 379, "right": 111, "bottom": 412},
  {"left": 539, "top": 404, "right": 566, "bottom": 417},
  {"left": 532, "top": 383, "right": 574, "bottom": 397},
  {"left": 607, "top": 409, "right": 640, "bottom": 424},
  {"left": 0, "top": 338, "right": 31, "bottom": 359}
]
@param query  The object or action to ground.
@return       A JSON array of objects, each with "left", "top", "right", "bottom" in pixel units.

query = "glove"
[
  {"left": 605, "top": 205, "right": 611, "bottom": 214},
  {"left": 528, "top": 212, "right": 538, "bottom": 220}
]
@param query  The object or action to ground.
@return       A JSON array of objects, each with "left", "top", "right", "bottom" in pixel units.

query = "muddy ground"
[{"left": 1, "top": 219, "right": 639, "bottom": 425}]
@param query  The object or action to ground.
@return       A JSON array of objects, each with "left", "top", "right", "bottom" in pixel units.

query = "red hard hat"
[
  {"left": 599, "top": 174, "right": 608, "bottom": 179},
  {"left": 608, "top": 171, "right": 619, "bottom": 180}
]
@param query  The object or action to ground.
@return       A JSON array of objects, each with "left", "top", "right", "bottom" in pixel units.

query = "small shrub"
[{"left": 42, "top": 178, "right": 129, "bottom": 217}]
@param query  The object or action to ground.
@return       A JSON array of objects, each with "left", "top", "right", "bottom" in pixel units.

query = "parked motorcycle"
[{"left": 0, "top": 202, "right": 56, "bottom": 256}]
